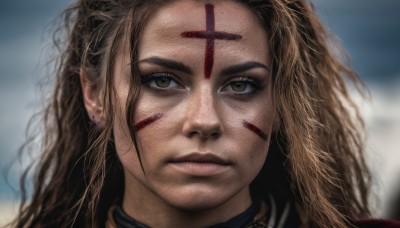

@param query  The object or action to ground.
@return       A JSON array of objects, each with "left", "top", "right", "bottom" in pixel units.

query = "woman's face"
[{"left": 113, "top": 0, "right": 276, "bottom": 215}]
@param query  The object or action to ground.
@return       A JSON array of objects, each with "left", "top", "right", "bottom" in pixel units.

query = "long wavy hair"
[{"left": 11, "top": 0, "right": 372, "bottom": 227}]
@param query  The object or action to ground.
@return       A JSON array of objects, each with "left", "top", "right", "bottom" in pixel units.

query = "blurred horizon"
[{"left": 1, "top": 0, "right": 399, "bottom": 224}]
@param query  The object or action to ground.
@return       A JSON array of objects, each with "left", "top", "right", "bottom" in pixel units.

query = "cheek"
[
  {"left": 113, "top": 112, "right": 168, "bottom": 183},
  {"left": 113, "top": 101, "right": 132, "bottom": 155},
  {"left": 134, "top": 113, "right": 164, "bottom": 131},
  {"left": 133, "top": 113, "right": 169, "bottom": 159},
  {"left": 113, "top": 112, "right": 141, "bottom": 176},
  {"left": 227, "top": 108, "right": 275, "bottom": 178},
  {"left": 245, "top": 138, "right": 269, "bottom": 181},
  {"left": 242, "top": 120, "right": 268, "bottom": 141},
  {"left": 240, "top": 123, "right": 270, "bottom": 160},
  {"left": 232, "top": 128, "right": 269, "bottom": 184},
  {"left": 124, "top": 112, "right": 171, "bottom": 168}
]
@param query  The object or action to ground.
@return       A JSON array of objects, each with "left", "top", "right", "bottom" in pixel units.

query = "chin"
[
  {"left": 174, "top": 197, "right": 225, "bottom": 211},
  {"left": 169, "top": 196, "right": 227, "bottom": 212},
  {"left": 161, "top": 185, "right": 245, "bottom": 212}
]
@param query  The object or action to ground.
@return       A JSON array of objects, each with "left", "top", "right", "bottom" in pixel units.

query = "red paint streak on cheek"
[
  {"left": 180, "top": 4, "right": 242, "bottom": 79},
  {"left": 134, "top": 113, "right": 164, "bottom": 131},
  {"left": 242, "top": 120, "right": 267, "bottom": 141}
]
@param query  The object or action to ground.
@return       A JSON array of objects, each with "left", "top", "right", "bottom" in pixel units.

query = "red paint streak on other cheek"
[
  {"left": 180, "top": 4, "right": 242, "bottom": 79},
  {"left": 242, "top": 120, "right": 267, "bottom": 141},
  {"left": 134, "top": 113, "right": 164, "bottom": 131}
]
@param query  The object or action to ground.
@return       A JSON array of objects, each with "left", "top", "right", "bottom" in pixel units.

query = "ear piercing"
[{"left": 91, "top": 114, "right": 97, "bottom": 123}]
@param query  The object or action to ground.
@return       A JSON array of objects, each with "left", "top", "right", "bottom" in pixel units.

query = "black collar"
[{"left": 113, "top": 199, "right": 261, "bottom": 228}]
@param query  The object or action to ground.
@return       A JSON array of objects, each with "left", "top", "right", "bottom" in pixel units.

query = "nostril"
[
  {"left": 182, "top": 93, "right": 224, "bottom": 139},
  {"left": 187, "top": 131, "right": 197, "bottom": 138},
  {"left": 186, "top": 126, "right": 222, "bottom": 140},
  {"left": 210, "top": 131, "right": 221, "bottom": 139}
]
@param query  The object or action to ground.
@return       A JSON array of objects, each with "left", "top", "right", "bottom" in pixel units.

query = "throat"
[
  {"left": 121, "top": 173, "right": 254, "bottom": 227},
  {"left": 113, "top": 198, "right": 263, "bottom": 228}
]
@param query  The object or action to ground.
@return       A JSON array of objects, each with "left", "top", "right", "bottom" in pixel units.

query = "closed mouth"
[{"left": 170, "top": 153, "right": 231, "bottom": 165}]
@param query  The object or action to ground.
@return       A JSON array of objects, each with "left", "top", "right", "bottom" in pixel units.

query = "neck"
[{"left": 122, "top": 175, "right": 252, "bottom": 227}]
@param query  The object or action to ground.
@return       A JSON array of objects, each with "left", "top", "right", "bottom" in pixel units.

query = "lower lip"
[{"left": 170, "top": 162, "right": 230, "bottom": 176}]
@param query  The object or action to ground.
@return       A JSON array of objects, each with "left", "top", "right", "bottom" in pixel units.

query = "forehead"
[
  {"left": 144, "top": 1, "right": 260, "bottom": 35},
  {"left": 138, "top": 1, "right": 269, "bottom": 62}
]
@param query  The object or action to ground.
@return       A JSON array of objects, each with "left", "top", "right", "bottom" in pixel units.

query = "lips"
[
  {"left": 170, "top": 153, "right": 231, "bottom": 165},
  {"left": 169, "top": 153, "right": 232, "bottom": 176}
]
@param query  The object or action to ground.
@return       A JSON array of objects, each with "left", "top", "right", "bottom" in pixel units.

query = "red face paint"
[
  {"left": 134, "top": 113, "right": 164, "bottom": 131},
  {"left": 243, "top": 120, "right": 267, "bottom": 141},
  {"left": 181, "top": 4, "right": 242, "bottom": 79}
]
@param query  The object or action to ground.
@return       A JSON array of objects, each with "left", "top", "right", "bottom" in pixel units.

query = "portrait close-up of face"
[
  {"left": 7, "top": 0, "right": 400, "bottom": 227},
  {"left": 109, "top": 1, "right": 276, "bottom": 226}
]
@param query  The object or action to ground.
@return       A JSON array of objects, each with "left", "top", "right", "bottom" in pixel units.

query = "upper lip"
[{"left": 170, "top": 153, "right": 231, "bottom": 165}]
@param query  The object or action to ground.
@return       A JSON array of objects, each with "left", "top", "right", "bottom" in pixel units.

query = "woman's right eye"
[
  {"left": 141, "top": 73, "right": 182, "bottom": 90},
  {"left": 154, "top": 77, "right": 172, "bottom": 88}
]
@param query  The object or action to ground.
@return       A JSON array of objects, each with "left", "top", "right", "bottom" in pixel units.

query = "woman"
[{"left": 12, "top": 0, "right": 394, "bottom": 227}]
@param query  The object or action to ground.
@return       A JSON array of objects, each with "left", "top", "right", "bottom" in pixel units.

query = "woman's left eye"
[
  {"left": 230, "top": 82, "right": 248, "bottom": 92},
  {"left": 221, "top": 77, "right": 261, "bottom": 95}
]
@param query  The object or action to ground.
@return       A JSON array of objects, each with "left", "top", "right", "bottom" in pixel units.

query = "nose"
[{"left": 182, "top": 85, "right": 223, "bottom": 140}]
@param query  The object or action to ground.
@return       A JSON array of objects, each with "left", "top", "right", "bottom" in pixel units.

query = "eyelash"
[
  {"left": 140, "top": 73, "right": 263, "bottom": 97},
  {"left": 221, "top": 76, "right": 263, "bottom": 97},
  {"left": 140, "top": 73, "right": 183, "bottom": 92}
]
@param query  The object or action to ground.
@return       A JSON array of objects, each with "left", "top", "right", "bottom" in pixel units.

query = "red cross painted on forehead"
[{"left": 181, "top": 4, "right": 242, "bottom": 79}]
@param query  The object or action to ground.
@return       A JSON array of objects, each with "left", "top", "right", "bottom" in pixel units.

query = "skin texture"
[
  {"left": 133, "top": 113, "right": 164, "bottom": 131},
  {"left": 16, "top": 0, "right": 372, "bottom": 226},
  {"left": 181, "top": 3, "right": 242, "bottom": 79},
  {"left": 109, "top": 1, "right": 277, "bottom": 227}
]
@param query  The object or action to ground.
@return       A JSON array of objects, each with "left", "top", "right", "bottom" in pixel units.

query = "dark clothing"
[
  {"left": 106, "top": 195, "right": 300, "bottom": 228},
  {"left": 105, "top": 196, "right": 400, "bottom": 228}
]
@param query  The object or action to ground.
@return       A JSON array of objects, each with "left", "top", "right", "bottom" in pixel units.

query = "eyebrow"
[
  {"left": 138, "top": 56, "right": 192, "bottom": 74},
  {"left": 137, "top": 56, "right": 269, "bottom": 76},
  {"left": 220, "top": 61, "right": 270, "bottom": 76}
]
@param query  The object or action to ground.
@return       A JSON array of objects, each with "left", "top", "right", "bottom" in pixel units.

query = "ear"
[{"left": 80, "top": 68, "right": 104, "bottom": 126}]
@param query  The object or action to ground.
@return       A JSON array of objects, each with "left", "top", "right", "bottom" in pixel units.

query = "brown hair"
[{"left": 12, "top": 0, "right": 371, "bottom": 227}]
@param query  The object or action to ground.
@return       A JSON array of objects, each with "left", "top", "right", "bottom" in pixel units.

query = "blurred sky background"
[{"left": 1, "top": 0, "right": 399, "bottom": 224}]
